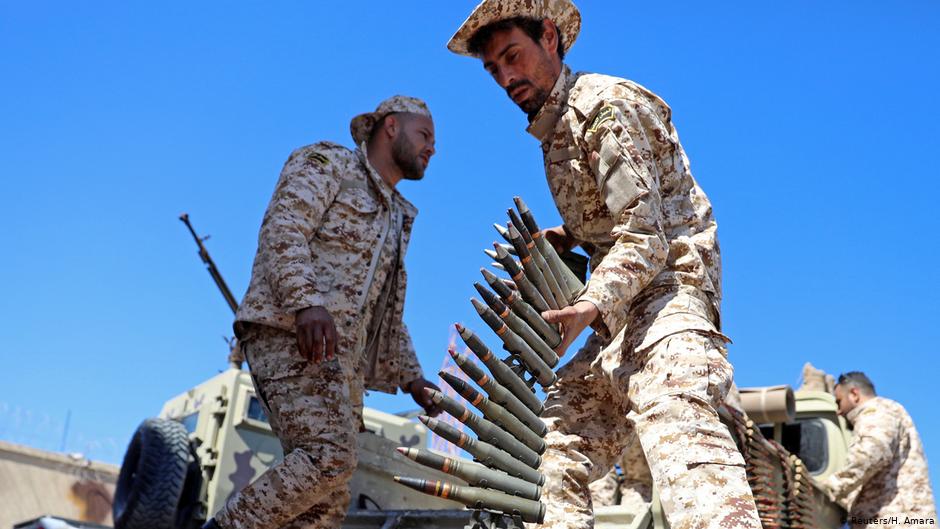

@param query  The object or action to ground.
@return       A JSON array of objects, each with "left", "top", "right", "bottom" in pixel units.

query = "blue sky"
[{"left": 1, "top": 0, "right": 938, "bottom": 494}]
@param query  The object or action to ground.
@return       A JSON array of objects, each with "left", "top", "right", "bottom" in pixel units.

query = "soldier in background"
[
  {"left": 823, "top": 372, "right": 937, "bottom": 528},
  {"left": 205, "top": 96, "right": 443, "bottom": 529},
  {"left": 446, "top": 1, "right": 762, "bottom": 528}
]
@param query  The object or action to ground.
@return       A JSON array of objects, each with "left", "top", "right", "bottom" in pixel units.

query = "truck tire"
[{"left": 113, "top": 418, "right": 195, "bottom": 529}]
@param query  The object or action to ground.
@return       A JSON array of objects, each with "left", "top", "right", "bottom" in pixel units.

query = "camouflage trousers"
[
  {"left": 216, "top": 324, "right": 364, "bottom": 529},
  {"left": 540, "top": 330, "right": 762, "bottom": 529},
  {"left": 589, "top": 383, "right": 747, "bottom": 509},
  {"left": 588, "top": 428, "right": 653, "bottom": 511}
]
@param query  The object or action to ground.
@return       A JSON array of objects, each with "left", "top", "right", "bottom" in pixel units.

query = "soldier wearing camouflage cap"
[
  {"left": 448, "top": 2, "right": 763, "bottom": 528},
  {"left": 824, "top": 372, "right": 937, "bottom": 528},
  {"left": 205, "top": 95, "right": 443, "bottom": 529}
]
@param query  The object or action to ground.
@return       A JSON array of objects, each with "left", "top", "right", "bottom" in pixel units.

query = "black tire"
[{"left": 113, "top": 418, "right": 197, "bottom": 529}]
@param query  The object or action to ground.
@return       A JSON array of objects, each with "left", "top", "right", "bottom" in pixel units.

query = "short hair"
[
  {"left": 467, "top": 16, "right": 566, "bottom": 60},
  {"left": 837, "top": 371, "right": 876, "bottom": 396}
]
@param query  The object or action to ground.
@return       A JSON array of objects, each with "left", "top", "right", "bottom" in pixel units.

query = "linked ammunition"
[
  {"left": 447, "top": 348, "right": 545, "bottom": 436},
  {"left": 481, "top": 268, "right": 561, "bottom": 347},
  {"left": 513, "top": 196, "right": 584, "bottom": 301},
  {"left": 473, "top": 283, "right": 559, "bottom": 368},
  {"left": 426, "top": 388, "right": 543, "bottom": 465},
  {"left": 470, "top": 298, "right": 557, "bottom": 387},
  {"left": 508, "top": 208, "right": 567, "bottom": 308},
  {"left": 419, "top": 416, "right": 544, "bottom": 485},
  {"left": 506, "top": 224, "right": 558, "bottom": 310},
  {"left": 440, "top": 371, "right": 546, "bottom": 448},
  {"left": 393, "top": 476, "right": 545, "bottom": 524},
  {"left": 396, "top": 447, "right": 541, "bottom": 501},
  {"left": 493, "top": 244, "right": 550, "bottom": 314},
  {"left": 455, "top": 324, "right": 544, "bottom": 415}
]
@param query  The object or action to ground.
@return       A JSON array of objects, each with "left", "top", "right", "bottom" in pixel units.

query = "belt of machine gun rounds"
[{"left": 393, "top": 197, "right": 585, "bottom": 527}]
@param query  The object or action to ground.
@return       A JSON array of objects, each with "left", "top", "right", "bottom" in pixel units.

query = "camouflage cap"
[
  {"left": 447, "top": 0, "right": 581, "bottom": 57},
  {"left": 350, "top": 95, "right": 432, "bottom": 145}
]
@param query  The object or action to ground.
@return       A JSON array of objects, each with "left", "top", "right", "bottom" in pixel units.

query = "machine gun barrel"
[{"left": 179, "top": 213, "right": 239, "bottom": 314}]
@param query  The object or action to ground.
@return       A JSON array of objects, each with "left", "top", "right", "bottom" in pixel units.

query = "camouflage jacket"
[
  {"left": 824, "top": 397, "right": 937, "bottom": 526},
  {"left": 236, "top": 141, "right": 423, "bottom": 394},
  {"left": 527, "top": 66, "right": 723, "bottom": 349}
]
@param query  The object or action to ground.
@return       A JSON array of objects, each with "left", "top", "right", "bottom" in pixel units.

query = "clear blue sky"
[{"left": 1, "top": 0, "right": 938, "bottom": 494}]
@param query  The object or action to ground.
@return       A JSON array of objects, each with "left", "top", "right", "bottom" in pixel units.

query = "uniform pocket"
[
  {"left": 591, "top": 133, "right": 645, "bottom": 218},
  {"left": 332, "top": 185, "right": 380, "bottom": 214},
  {"left": 315, "top": 185, "right": 381, "bottom": 247}
]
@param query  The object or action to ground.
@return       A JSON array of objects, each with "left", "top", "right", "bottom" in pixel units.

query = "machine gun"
[{"left": 180, "top": 213, "right": 243, "bottom": 368}]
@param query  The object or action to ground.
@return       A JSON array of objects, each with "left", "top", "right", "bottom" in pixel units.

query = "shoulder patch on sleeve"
[
  {"left": 306, "top": 151, "right": 329, "bottom": 167},
  {"left": 588, "top": 104, "right": 616, "bottom": 134}
]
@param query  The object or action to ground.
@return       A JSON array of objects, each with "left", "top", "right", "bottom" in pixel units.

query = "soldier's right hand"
[
  {"left": 294, "top": 306, "right": 337, "bottom": 363},
  {"left": 541, "top": 224, "right": 578, "bottom": 253}
]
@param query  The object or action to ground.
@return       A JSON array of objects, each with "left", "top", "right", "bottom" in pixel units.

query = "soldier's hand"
[
  {"left": 542, "top": 300, "right": 600, "bottom": 357},
  {"left": 404, "top": 378, "right": 443, "bottom": 417},
  {"left": 294, "top": 306, "right": 337, "bottom": 363},
  {"left": 540, "top": 225, "right": 577, "bottom": 253}
]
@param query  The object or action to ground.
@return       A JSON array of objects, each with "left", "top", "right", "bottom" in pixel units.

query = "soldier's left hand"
[
  {"left": 404, "top": 378, "right": 443, "bottom": 417},
  {"left": 542, "top": 300, "right": 600, "bottom": 357}
]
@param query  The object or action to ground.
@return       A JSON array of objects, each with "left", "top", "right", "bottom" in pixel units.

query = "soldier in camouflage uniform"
[
  {"left": 447, "top": 2, "right": 762, "bottom": 528},
  {"left": 206, "top": 96, "right": 443, "bottom": 529},
  {"left": 823, "top": 372, "right": 937, "bottom": 528}
]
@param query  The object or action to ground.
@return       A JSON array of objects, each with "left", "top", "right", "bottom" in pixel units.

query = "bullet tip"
[{"left": 470, "top": 297, "right": 485, "bottom": 312}]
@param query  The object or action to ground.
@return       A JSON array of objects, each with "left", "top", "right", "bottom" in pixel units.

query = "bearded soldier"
[
  {"left": 447, "top": 2, "right": 762, "bottom": 528},
  {"left": 825, "top": 372, "right": 937, "bottom": 528},
  {"left": 205, "top": 96, "right": 443, "bottom": 529}
]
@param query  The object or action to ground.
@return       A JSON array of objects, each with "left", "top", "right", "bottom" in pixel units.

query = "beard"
[
  {"left": 392, "top": 132, "right": 425, "bottom": 181},
  {"left": 507, "top": 79, "right": 550, "bottom": 117},
  {"left": 506, "top": 48, "right": 558, "bottom": 119}
]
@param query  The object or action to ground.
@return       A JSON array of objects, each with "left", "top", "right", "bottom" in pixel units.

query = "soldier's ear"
[
  {"left": 383, "top": 114, "right": 400, "bottom": 139},
  {"left": 850, "top": 386, "right": 862, "bottom": 402},
  {"left": 540, "top": 19, "right": 559, "bottom": 55}
]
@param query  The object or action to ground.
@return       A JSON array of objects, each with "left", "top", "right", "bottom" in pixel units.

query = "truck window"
[
  {"left": 247, "top": 395, "right": 269, "bottom": 423},
  {"left": 795, "top": 418, "right": 828, "bottom": 474},
  {"left": 180, "top": 412, "right": 199, "bottom": 433}
]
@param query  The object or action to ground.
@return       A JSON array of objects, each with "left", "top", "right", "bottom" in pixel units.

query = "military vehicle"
[
  {"left": 107, "top": 366, "right": 849, "bottom": 529},
  {"left": 110, "top": 366, "right": 475, "bottom": 529},
  {"left": 593, "top": 372, "right": 850, "bottom": 529}
]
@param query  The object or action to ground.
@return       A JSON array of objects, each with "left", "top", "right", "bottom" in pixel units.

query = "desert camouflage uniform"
[
  {"left": 530, "top": 66, "right": 761, "bottom": 529},
  {"left": 824, "top": 397, "right": 937, "bottom": 528},
  {"left": 217, "top": 141, "right": 423, "bottom": 529},
  {"left": 588, "top": 423, "right": 653, "bottom": 511},
  {"left": 590, "top": 384, "right": 748, "bottom": 509}
]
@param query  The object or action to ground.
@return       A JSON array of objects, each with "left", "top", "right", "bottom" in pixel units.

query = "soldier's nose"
[{"left": 496, "top": 70, "right": 514, "bottom": 89}]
